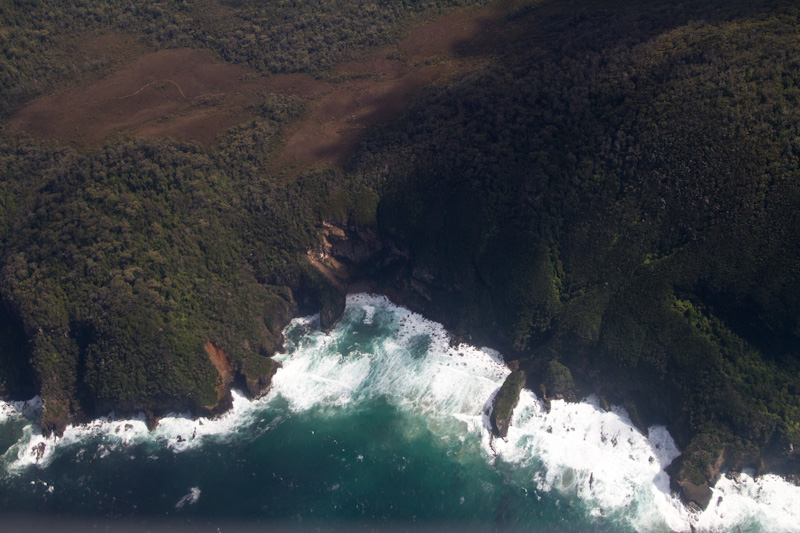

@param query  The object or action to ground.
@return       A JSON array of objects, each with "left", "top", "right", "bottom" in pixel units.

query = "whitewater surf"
[{"left": 0, "top": 293, "right": 798, "bottom": 532}]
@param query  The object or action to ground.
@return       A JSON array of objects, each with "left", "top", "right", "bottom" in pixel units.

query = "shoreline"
[{"left": 3, "top": 292, "right": 799, "bottom": 533}]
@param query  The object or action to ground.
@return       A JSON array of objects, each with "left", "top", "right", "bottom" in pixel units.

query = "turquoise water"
[{"left": 1, "top": 294, "right": 798, "bottom": 532}]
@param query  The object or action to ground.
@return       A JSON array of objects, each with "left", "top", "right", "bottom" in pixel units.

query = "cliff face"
[
  {"left": 490, "top": 370, "right": 526, "bottom": 439},
  {"left": 0, "top": 0, "right": 799, "bottom": 500},
  {"left": 205, "top": 341, "right": 235, "bottom": 406}
]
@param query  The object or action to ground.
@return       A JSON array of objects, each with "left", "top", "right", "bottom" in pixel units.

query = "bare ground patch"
[{"left": 8, "top": 2, "right": 523, "bottom": 170}]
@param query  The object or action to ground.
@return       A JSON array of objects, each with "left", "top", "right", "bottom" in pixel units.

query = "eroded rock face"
[
  {"left": 205, "top": 341, "right": 235, "bottom": 404},
  {"left": 319, "top": 294, "right": 346, "bottom": 331},
  {"left": 678, "top": 480, "right": 713, "bottom": 511},
  {"left": 260, "top": 289, "right": 299, "bottom": 355},
  {"left": 329, "top": 229, "right": 384, "bottom": 265},
  {"left": 243, "top": 360, "right": 282, "bottom": 399},
  {"left": 204, "top": 340, "right": 285, "bottom": 408},
  {"left": 305, "top": 221, "right": 395, "bottom": 331},
  {"left": 667, "top": 445, "right": 730, "bottom": 511},
  {"left": 490, "top": 369, "right": 526, "bottom": 439}
]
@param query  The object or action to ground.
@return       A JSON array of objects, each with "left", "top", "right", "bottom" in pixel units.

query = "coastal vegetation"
[
  {"left": 0, "top": 0, "right": 798, "bottom": 499},
  {"left": 355, "top": 0, "right": 800, "bottom": 488}
]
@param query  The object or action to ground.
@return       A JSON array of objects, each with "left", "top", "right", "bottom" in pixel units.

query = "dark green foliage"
[
  {"left": 1, "top": 0, "right": 799, "bottom": 483},
  {"left": 240, "top": 354, "right": 276, "bottom": 382},
  {"left": 0, "top": 303, "right": 36, "bottom": 399},
  {"left": 543, "top": 360, "right": 574, "bottom": 398},
  {"left": 493, "top": 369, "right": 525, "bottom": 423},
  {"left": 0, "top": 94, "right": 347, "bottom": 417},
  {"left": 353, "top": 0, "right": 800, "bottom": 479}
]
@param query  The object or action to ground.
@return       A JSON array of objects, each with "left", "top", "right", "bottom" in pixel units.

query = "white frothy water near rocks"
[
  {"left": 270, "top": 294, "right": 800, "bottom": 532},
  {"left": 695, "top": 471, "right": 800, "bottom": 532},
  {"left": 0, "top": 396, "right": 42, "bottom": 422},
  {"left": 271, "top": 293, "right": 509, "bottom": 420},
  {"left": 1, "top": 388, "right": 266, "bottom": 472},
  {"left": 0, "top": 293, "right": 798, "bottom": 532},
  {"left": 492, "top": 393, "right": 689, "bottom": 531}
]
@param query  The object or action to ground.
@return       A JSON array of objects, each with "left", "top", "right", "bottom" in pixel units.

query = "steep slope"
[
  {"left": 0, "top": 0, "right": 498, "bottom": 432},
  {"left": 348, "top": 0, "right": 800, "bottom": 499},
  {"left": 0, "top": 0, "right": 798, "bottom": 502}
]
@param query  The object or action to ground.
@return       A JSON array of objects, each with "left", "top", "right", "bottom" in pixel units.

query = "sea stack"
[{"left": 490, "top": 369, "right": 526, "bottom": 438}]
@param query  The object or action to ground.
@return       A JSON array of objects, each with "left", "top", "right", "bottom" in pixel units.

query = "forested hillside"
[
  {"left": 1, "top": 0, "right": 799, "bottom": 503},
  {"left": 354, "top": 0, "right": 800, "bottom": 492},
  {"left": 0, "top": 0, "right": 487, "bottom": 117},
  {"left": 1, "top": 0, "right": 472, "bottom": 430}
]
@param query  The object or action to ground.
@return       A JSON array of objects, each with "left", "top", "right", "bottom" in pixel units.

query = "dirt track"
[{"left": 8, "top": 2, "right": 519, "bottom": 171}]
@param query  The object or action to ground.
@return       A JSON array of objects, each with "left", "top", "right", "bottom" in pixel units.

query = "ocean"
[{"left": 1, "top": 293, "right": 798, "bottom": 532}]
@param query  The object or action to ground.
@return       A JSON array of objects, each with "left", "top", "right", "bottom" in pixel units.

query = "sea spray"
[
  {"left": 271, "top": 293, "right": 509, "bottom": 420},
  {"left": 0, "top": 293, "right": 797, "bottom": 532},
  {"left": 695, "top": 471, "right": 800, "bottom": 532},
  {"left": 491, "top": 393, "right": 689, "bottom": 531},
  {"left": 0, "top": 388, "right": 267, "bottom": 473}
]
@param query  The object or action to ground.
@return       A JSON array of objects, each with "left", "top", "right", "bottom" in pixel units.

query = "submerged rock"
[{"left": 490, "top": 369, "right": 526, "bottom": 438}]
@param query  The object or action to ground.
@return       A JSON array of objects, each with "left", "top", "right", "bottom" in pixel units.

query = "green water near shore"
[{"left": 1, "top": 294, "right": 797, "bottom": 532}]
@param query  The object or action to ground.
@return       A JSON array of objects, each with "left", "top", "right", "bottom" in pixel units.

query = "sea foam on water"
[{"left": 0, "top": 293, "right": 798, "bottom": 532}]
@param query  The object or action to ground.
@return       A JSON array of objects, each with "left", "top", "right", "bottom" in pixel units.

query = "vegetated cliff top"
[
  {"left": 1, "top": 0, "right": 799, "bottom": 495},
  {"left": 356, "top": 0, "right": 800, "bottom": 493},
  {"left": 0, "top": 0, "right": 499, "bottom": 432}
]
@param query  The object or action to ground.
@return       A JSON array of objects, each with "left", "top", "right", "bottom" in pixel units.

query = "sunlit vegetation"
[
  {"left": 0, "top": 0, "right": 798, "bottom": 485},
  {"left": 0, "top": 0, "right": 488, "bottom": 117}
]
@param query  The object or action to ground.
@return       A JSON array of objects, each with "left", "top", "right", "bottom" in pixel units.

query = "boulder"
[
  {"left": 677, "top": 480, "right": 713, "bottom": 511},
  {"left": 490, "top": 369, "right": 526, "bottom": 438}
]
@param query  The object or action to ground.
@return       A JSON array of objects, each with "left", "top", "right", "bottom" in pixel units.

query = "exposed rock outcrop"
[
  {"left": 490, "top": 369, "right": 526, "bottom": 439},
  {"left": 204, "top": 341, "right": 235, "bottom": 404},
  {"left": 319, "top": 289, "right": 347, "bottom": 332},
  {"left": 239, "top": 356, "right": 282, "bottom": 399},
  {"left": 244, "top": 370, "right": 277, "bottom": 399},
  {"left": 666, "top": 444, "right": 723, "bottom": 511},
  {"left": 305, "top": 221, "right": 392, "bottom": 330},
  {"left": 675, "top": 479, "right": 713, "bottom": 511}
]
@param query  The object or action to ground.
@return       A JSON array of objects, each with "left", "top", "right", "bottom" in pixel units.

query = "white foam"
[
  {"left": 175, "top": 487, "right": 201, "bottom": 508},
  {"left": 1, "top": 293, "right": 798, "bottom": 533},
  {"left": 693, "top": 472, "right": 800, "bottom": 532},
  {"left": 271, "top": 293, "right": 509, "bottom": 423},
  {"left": 490, "top": 393, "right": 683, "bottom": 530},
  {"left": 0, "top": 396, "right": 43, "bottom": 422},
  {"left": 362, "top": 304, "right": 376, "bottom": 325},
  {"left": 2, "top": 390, "right": 268, "bottom": 472},
  {"left": 482, "top": 388, "right": 800, "bottom": 533}
]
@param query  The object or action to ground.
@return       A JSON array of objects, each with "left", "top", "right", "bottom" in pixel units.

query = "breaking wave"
[{"left": 1, "top": 293, "right": 798, "bottom": 532}]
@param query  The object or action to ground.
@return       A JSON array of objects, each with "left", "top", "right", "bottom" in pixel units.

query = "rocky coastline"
[
  {"left": 296, "top": 221, "right": 800, "bottom": 510},
  {"left": 6, "top": 219, "right": 799, "bottom": 511}
]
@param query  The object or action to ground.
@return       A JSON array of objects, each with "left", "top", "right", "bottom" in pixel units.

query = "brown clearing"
[
  {"left": 204, "top": 341, "right": 235, "bottom": 403},
  {"left": 8, "top": 1, "right": 526, "bottom": 172},
  {"left": 306, "top": 250, "right": 348, "bottom": 291}
]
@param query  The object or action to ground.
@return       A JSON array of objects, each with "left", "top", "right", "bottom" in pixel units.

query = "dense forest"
[
  {"left": 1, "top": 0, "right": 799, "bottom": 505},
  {"left": 353, "top": 0, "right": 800, "bottom": 492}
]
